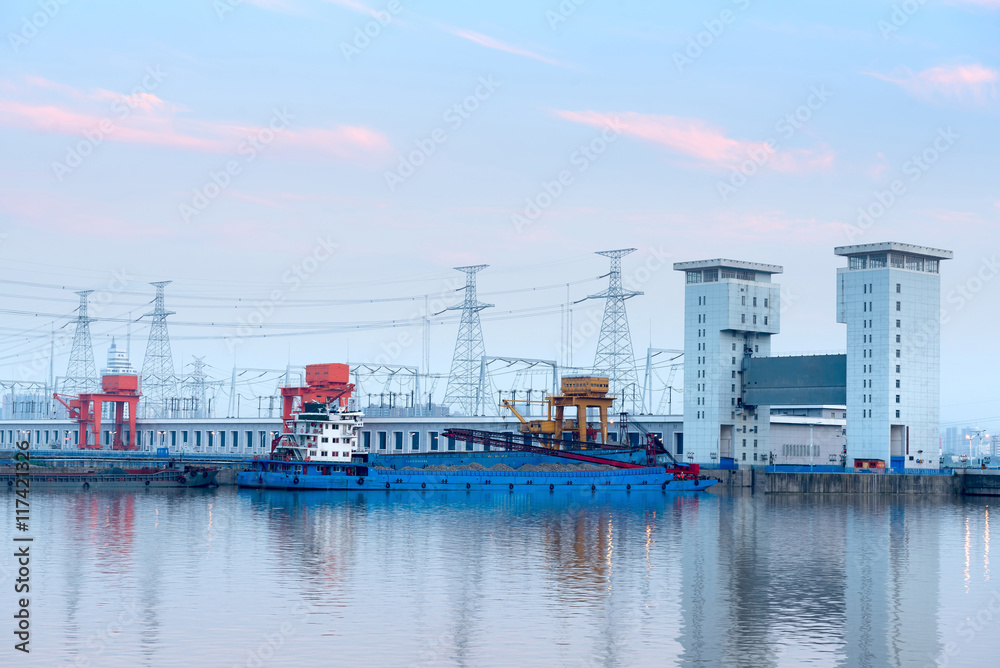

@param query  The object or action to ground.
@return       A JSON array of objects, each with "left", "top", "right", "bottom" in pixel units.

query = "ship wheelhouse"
[{"left": 272, "top": 401, "right": 363, "bottom": 463}]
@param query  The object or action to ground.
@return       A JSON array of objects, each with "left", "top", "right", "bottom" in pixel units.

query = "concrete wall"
[{"left": 766, "top": 472, "right": 959, "bottom": 494}]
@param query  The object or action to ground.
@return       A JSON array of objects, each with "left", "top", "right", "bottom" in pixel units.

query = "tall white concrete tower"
[
  {"left": 673, "top": 259, "right": 782, "bottom": 466},
  {"left": 835, "top": 242, "right": 952, "bottom": 470}
]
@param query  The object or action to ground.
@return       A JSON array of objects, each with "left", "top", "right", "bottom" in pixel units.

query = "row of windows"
[
  {"left": 860, "top": 348, "right": 903, "bottom": 358},
  {"left": 861, "top": 334, "right": 903, "bottom": 344},
  {"left": 863, "top": 379, "right": 903, "bottom": 389},
  {"left": 861, "top": 319, "right": 902, "bottom": 329},
  {"left": 860, "top": 409, "right": 903, "bottom": 419},
  {"left": 0, "top": 428, "right": 278, "bottom": 450},
  {"left": 848, "top": 253, "right": 938, "bottom": 273},
  {"left": 687, "top": 269, "right": 758, "bottom": 284},
  {"left": 861, "top": 361, "right": 902, "bottom": 375},
  {"left": 861, "top": 283, "right": 903, "bottom": 294},
  {"left": 740, "top": 296, "right": 769, "bottom": 308},
  {"left": 782, "top": 444, "right": 821, "bottom": 457},
  {"left": 364, "top": 430, "right": 468, "bottom": 451},
  {"left": 740, "top": 313, "right": 768, "bottom": 325}
]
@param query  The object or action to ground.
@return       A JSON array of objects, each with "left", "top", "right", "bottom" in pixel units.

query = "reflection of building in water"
[
  {"left": 676, "top": 493, "right": 731, "bottom": 667},
  {"left": 675, "top": 494, "right": 940, "bottom": 667},
  {"left": 845, "top": 498, "right": 940, "bottom": 667}
]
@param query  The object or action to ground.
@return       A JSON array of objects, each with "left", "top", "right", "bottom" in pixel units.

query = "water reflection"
[{"left": 8, "top": 488, "right": 997, "bottom": 667}]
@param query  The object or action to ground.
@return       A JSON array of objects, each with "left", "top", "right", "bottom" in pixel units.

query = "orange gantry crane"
[{"left": 501, "top": 376, "right": 616, "bottom": 447}]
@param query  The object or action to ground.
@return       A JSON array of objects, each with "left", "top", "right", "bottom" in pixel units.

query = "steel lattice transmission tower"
[
  {"left": 140, "top": 281, "right": 177, "bottom": 418},
  {"left": 63, "top": 290, "right": 99, "bottom": 395},
  {"left": 586, "top": 249, "right": 643, "bottom": 412},
  {"left": 186, "top": 356, "right": 208, "bottom": 418},
  {"left": 443, "top": 265, "right": 493, "bottom": 416}
]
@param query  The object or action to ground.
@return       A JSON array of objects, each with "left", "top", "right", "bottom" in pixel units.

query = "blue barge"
[{"left": 237, "top": 459, "right": 714, "bottom": 492}]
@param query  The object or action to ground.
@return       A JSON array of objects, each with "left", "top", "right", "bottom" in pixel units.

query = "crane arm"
[{"left": 501, "top": 399, "right": 529, "bottom": 424}]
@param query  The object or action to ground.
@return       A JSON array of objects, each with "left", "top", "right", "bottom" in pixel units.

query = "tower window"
[
  {"left": 896, "top": 410, "right": 900, "bottom": 418},
  {"left": 896, "top": 283, "right": 901, "bottom": 293},
  {"left": 764, "top": 298, "right": 768, "bottom": 307},
  {"left": 896, "top": 301, "right": 901, "bottom": 311},
  {"left": 896, "top": 365, "right": 901, "bottom": 373},
  {"left": 896, "top": 334, "right": 900, "bottom": 343},
  {"left": 741, "top": 314, "right": 746, "bottom": 323},
  {"left": 753, "top": 297, "right": 757, "bottom": 307},
  {"left": 895, "top": 395, "right": 900, "bottom": 403},
  {"left": 764, "top": 316, "right": 768, "bottom": 325},
  {"left": 896, "top": 349, "right": 901, "bottom": 358},
  {"left": 896, "top": 379, "right": 900, "bottom": 388}
]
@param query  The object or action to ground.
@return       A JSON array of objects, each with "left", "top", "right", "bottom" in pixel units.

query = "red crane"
[{"left": 53, "top": 374, "right": 141, "bottom": 450}]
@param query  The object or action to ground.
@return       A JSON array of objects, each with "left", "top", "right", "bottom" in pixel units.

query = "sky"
[{"left": 0, "top": 0, "right": 998, "bottom": 429}]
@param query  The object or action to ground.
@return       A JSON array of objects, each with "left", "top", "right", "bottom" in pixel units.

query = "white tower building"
[
  {"left": 101, "top": 338, "right": 138, "bottom": 377},
  {"left": 673, "top": 259, "right": 782, "bottom": 466},
  {"left": 835, "top": 242, "right": 952, "bottom": 470}
]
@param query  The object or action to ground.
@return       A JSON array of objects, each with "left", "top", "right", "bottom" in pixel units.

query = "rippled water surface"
[{"left": 2, "top": 487, "right": 997, "bottom": 667}]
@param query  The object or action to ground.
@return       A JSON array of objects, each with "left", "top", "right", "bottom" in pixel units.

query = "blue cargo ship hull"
[
  {"left": 367, "top": 448, "right": 679, "bottom": 469},
  {"left": 237, "top": 463, "right": 716, "bottom": 492}
]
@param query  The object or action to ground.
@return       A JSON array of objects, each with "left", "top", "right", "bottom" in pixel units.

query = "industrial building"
[
  {"left": 835, "top": 243, "right": 952, "bottom": 469},
  {"left": 0, "top": 241, "right": 953, "bottom": 471},
  {"left": 673, "top": 259, "right": 782, "bottom": 466}
]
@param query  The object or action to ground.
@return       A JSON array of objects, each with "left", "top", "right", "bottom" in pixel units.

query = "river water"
[{"left": 2, "top": 487, "right": 996, "bottom": 668}]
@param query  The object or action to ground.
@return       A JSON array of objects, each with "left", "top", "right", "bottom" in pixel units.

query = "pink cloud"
[
  {"left": 0, "top": 76, "right": 392, "bottom": 160},
  {"left": 867, "top": 64, "right": 998, "bottom": 104},
  {"left": 242, "top": 0, "right": 302, "bottom": 13},
  {"left": 869, "top": 152, "right": 889, "bottom": 180},
  {"left": 713, "top": 211, "right": 837, "bottom": 241},
  {"left": 554, "top": 110, "right": 835, "bottom": 173},
  {"left": 321, "top": 0, "right": 382, "bottom": 16},
  {"left": 444, "top": 27, "right": 569, "bottom": 68},
  {"left": 283, "top": 125, "right": 392, "bottom": 157},
  {"left": 1, "top": 188, "right": 172, "bottom": 240},
  {"left": 245, "top": 0, "right": 379, "bottom": 16},
  {"left": 919, "top": 209, "right": 992, "bottom": 227}
]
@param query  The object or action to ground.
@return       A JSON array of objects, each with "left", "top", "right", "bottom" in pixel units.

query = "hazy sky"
[{"left": 1, "top": 1, "right": 997, "bottom": 429}]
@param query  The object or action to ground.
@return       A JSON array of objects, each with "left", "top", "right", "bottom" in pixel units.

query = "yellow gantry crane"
[{"left": 501, "top": 376, "right": 615, "bottom": 448}]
